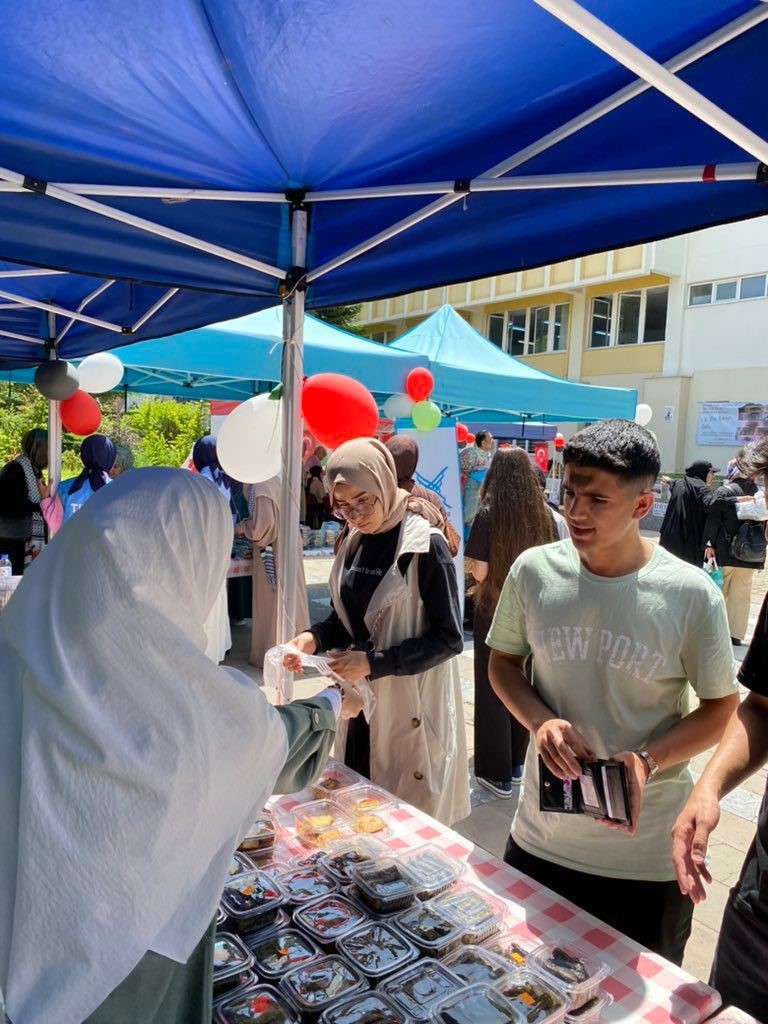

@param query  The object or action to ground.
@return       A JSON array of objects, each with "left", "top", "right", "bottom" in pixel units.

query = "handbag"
[
  {"left": 730, "top": 521, "right": 768, "bottom": 564},
  {"left": 702, "top": 550, "right": 724, "bottom": 589}
]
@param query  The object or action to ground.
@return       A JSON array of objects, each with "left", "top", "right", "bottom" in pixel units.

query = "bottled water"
[{"left": 0, "top": 554, "right": 11, "bottom": 578}]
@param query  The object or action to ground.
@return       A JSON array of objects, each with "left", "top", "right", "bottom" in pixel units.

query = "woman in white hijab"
[{"left": 0, "top": 467, "right": 339, "bottom": 1024}]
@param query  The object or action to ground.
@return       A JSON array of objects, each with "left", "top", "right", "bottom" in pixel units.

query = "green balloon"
[{"left": 412, "top": 400, "right": 442, "bottom": 432}]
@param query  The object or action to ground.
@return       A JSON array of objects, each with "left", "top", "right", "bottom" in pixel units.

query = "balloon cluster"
[
  {"left": 383, "top": 368, "right": 441, "bottom": 433},
  {"left": 34, "top": 351, "right": 125, "bottom": 436}
]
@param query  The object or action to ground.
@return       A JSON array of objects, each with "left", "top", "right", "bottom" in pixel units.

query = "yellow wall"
[
  {"left": 581, "top": 342, "right": 664, "bottom": 377},
  {"left": 483, "top": 292, "right": 573, "bottom": 315},
  {"left": 584, "top": 273, "right": 669, "bottom": 297},
  {"left": 517, "top": 352, "right": 569, "bottom": 378}
]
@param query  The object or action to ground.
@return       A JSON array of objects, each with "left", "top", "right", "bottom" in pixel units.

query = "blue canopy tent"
[
  {"left": 1, "top": 1, "right": 768, "bottom": 640},
  {"left": 391, "top": 306, "right": 636, "bottom": 422}
]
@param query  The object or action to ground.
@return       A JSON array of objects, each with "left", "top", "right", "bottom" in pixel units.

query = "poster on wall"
[{"left": 697, "top": 402, "right": 768, "bottom": 446}]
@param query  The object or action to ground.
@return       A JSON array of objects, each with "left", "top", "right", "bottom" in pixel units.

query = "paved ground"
[{"left": 224, "top": 555, "right": 768, "bottom": 983}]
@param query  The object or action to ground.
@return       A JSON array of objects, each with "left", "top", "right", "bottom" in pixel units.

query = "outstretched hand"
[{"left": 671, "top": 786, "right": 719, "bottom": 903}]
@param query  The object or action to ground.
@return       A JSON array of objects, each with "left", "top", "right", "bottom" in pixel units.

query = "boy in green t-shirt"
[{"left": 487, "top": 419, "right": 739, "bottom": 963}]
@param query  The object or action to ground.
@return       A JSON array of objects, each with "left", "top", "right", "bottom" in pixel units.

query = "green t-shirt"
[{"left": 486, "top": 540, "right": 738, "bottom": 881}]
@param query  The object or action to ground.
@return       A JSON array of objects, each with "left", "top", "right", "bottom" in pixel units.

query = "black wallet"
[{"left": 538, "top": 756, "right": 632, "bottom": 826}]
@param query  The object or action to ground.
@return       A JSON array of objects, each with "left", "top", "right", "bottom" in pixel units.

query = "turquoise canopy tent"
[{"left": 390, "top": 306, "right": 636, "bottom": 422}]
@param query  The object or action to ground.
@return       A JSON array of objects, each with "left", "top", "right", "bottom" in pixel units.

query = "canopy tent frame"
[{"left": 2, "top": 0, "right": 768, "bottom": 651}]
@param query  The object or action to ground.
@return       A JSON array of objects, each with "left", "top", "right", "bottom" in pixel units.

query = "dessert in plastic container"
[
  {"left": 395, "top": 900, "right": 465, "bottom": 958},
  {"left": 334, "top": 784, "right": 396, "bottom": 836},
  {"left": 320, "top": 837, "right": 388, "bottom": 884},
  {"left": 241, "top": 908, "right": 292, "bottom": 947},
  {"left": 349, "top": 857, "right": 420, "bottom": 914},
  {"left": 292, "top": 849, "right": 329, "bottom": 870},
  {"left": 310, "top": 761, "right": 362, "bottom": 801},
  {"left": 496, "top": 969, "right": 568, "bottom": 1024},
  {"left": 229, "top": 851, "right": 258, "bottom": 877},
  {"left": 250, "top": 927, "right": 323, "bottom": 979},
  {"left": 213, "top": 933, "right": 256, "bottom": 998},
  {"left": 400, "top": 844, "right": 465, "bottom": 900},
  {"left": 221, "top": 870, "right": 287, "bottom": 936},
  {"left": 563, "top": 991, "right": 612, "bottom": 1023},
  {"left": 443, "top": 945, "right": 511, "bottom": 987},
  {"left": 434, "top": 885, "right": 507, "bottom": 945},
  {"left": 336, "top": 920, "right": 418, "bottom": 979},
  {"left": 216, "top": 905, "right": 227, "bottom": 929},
  {"left": 239, "top": 814, "right": 278, "bottom": 856},
  {"left": 378, "top": 959, "right": 464, "bottom": 1022},
  {"left": 483, "top": 935, "right": 540, "bottom": 970},
  {"left": 276, "top": 865, "right": 339, "bottom": 905},
  {"left": 431, "top": 982, "right": 526, "bottom": 1024},
  {"left": 319, "top": 990, "right": 410, "bottom": 1024},
  {"left": 293, "top": 800, "right": 353, "bottom": 848},
  {"left": 530, "top": 943, "right": 609, "bottom": 1010},
  {"left": 280, "top": 955, "right": 368, "bottom": 1017},
  {"left": 215, "top": 982, "right": 301, "bottom": 1023},
  {"left": 293, "top": 893, "right": 370, "bottom": 946}
]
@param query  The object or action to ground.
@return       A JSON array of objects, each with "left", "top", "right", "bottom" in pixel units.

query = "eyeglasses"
[{"left": 332, "top": 496, "right": 378, "bottom": 521}]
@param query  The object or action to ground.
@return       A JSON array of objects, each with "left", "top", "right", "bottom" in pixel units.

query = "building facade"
[{"left": 359, "top": 217, "right": 768, "bottom": 472}]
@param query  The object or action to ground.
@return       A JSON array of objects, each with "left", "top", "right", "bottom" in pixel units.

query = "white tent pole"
[
  {"left": 305, "top": 6, "right": 767, "bottom": 283},
  {"left": 276, "top": 206, "right": 308, "bottom": 701},
  {"left": 46, "top": 315, "right": 62, "bottom": 494},
  {"left": 55, "top": 279, "right": 116, "bottom": 344},
  {"left": 131, "top": 287, "right": 180, "bottom": 332},
  {"left": 533, "top": 0, "right": 768, "bottom": 165},
  {"left": 0, "top": 288, "right": 124, "bottom": 333},
  {"left": 0, "top": 184, "right": 286, "bottom": 201},
  {"left": 0, "top": 329, "right": 46, "bottom": 345},
  {"left": 0, "top": 268, "right": 66, "bottom": 278}
]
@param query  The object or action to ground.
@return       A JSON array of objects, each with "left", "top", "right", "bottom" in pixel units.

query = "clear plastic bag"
[
  {"left": 702, "top": 553, "right": 724, "bottom": 589},
  {"left": 736, "top": 488, "right": 768, "bottom": 521},
  {"left": 263, "top": 643, "right": 376, "bottom": 722}
]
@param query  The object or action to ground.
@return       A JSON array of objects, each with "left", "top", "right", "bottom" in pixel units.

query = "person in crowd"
[
  {"left": 534, "top": 465, "right": 569, "bottom": 539},
  {"left": 702, "top": 448, "right": 765, "bottom": 645},
  {"left": 0, "top": 429, "right": 53, "bottom": 574},
  {"left": 305, "top": 465, "right": 328, "bottom": 530},
  {"left": 108, "top": 442, "right": 135, "bottom": 479},
  {"left": 475, "top": 429, "right": 494, "bottom": 461},
  {"left": 386, "top": 435, "right": 446, "bottom": 516},
  {"left": 192, "top": 435, "right": 237, "bottom": 518},
  {"left": 466, "top": 447, "right": 556, "bottom": 797},
  {"left": 672, "top": 441, "right": 768, "bottom": 1018},
  {"left": 235, "top": 476, "right": 309, "bottom": 669},
  {"left": 62, "top": 435, "right": 116, "bottom": 523},
  {"left": 487, "top": 419, "right": 738, "bottom": 962},
  {"left": 284, "top": 437, "right": 470, "bottom": 825},
  {"left": 659, "top": 460, "right": 717, "bottom": 565},
  {"left": 305, "top": 444, "right": 328, "bottom": 473},
  {"left": 0, "top": 468, "right": 339, "bottom": 1024},
  {"left": 460, "top": 444, "right": 488, "bottom": 541}
]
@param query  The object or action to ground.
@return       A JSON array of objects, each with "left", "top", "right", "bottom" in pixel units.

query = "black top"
[
  {"left": 659, "top": 475, "right": 710, "bottom": 566},
  {"left": 702, "top": 479, "right": 763, "bottom": 570},
  {"left": 0, "top": 460, "right": 41, "bottom": 520},
  {"left": 310, "top": 525, "right": 463, "bottom": 680},
  {"left": 464, "top": 505, "right": 491, "bottom": 563},
  {"left": 734, "top": 594, "right": 768, "bottom": 926}
]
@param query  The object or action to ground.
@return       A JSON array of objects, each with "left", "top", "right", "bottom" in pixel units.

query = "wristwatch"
[{"left": 637, "top": 749, "right": 660, "bottom": 780}]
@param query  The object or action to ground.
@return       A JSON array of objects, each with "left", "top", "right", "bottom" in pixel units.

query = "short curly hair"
[{"left": 564, "top": 419, "right": 659, "bottom": 488}]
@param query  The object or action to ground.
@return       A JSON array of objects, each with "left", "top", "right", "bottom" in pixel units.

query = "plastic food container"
[
  {"left": 241, "top": 908, "right": 291, "bottom": 946},
  {"left": 229, "top": 851, "right": 257, "bottom": 877},
  {"left": 443, "top": 944, "right": 511, "bottom": 987},
  {"left": 310, "top": 761, "right": 362, "bottom": 801},
  {"left": 293, "top": 800, "right": 353, "bottom": 848},
  {"left": 431, "top": 982, "right": 526, "bottom": 1024},
  {"left": 320, "top": 837, "right": 388, "bottom": 884},
  {"left": 434, "top": 885, "right": 507, "bottom": 945},
  {"left": 378, "top": 959, "right": 464, "bottom": 1022},
  {"left": 337, "top": 920, "right": 418, "bottom": 979},
  {"left": 564, "top": 991, "right": 612, "bottom": 1023},
  {"left": 496, "top": 969, "right": 569, "bottom": 1024},
  {"left": 221, "top": 870, "right": 287, "bottom": 936},
  {"left": 400, "top": 844, "right": 465, "bottom": 900},
  {"left": 319, "top": 990, "right": 410, "bottom": 1024},
  {"left": 531, "top": 943, "right": 610, "bottom": 1011},
  {"left": 349, "top": 857, "right": 420, "bottom": 914},
  {"left": 280, "top": 955, "right": 368, "bottom": 1018},
  {"left": 395, "top": 900, "right": 465, "bottom": 958},
  {"left": 249, "top": 927, "right": 323, "bottom": 980},
  {"left": 212, "top": 933, "right": 255, "bottom": 998},
  {"left": 484, "top": 935, "right": 540, "bottom": 970},
  {"left": 239, "top": 813, "right": 278, "bottom": 856},
  {"left": 334, "top": 784, "right": 396, "bottom": 836},
  {"left": 276, "top": 865, "right": 339, "bottom": 905},
  {"left": 293, "top": 894, "right": 370, "bottom": 947},
  {"left": 215, "top": 983, "right": 301, "bottom": 1023},
  {"left": 216, "top": 905, "right": 227, "bottom": 929},
  {"left": 292, "top": 849, "right": 329, "bottom": 870}
]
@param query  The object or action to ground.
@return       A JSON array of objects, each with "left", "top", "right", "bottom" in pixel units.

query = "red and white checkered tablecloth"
[
  {"left": 227, "top": 557, "right": 253, "bottom": 579},
  {"left": 268, "top": 791, "right": 721, "bottom": 1024}
]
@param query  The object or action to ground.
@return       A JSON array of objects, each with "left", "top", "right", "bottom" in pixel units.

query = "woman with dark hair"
[
  {"left": 466, "top": 447, "right": 556, "bottom": 796},
  {"left": 659, "top": 460, "right": 716, "bottom": 565},
  {"left": 62, "top": 435, "right": 116, "bottom": 523},
  {"left": 0, "top": 429, "right": 51, "bottom": 574}
]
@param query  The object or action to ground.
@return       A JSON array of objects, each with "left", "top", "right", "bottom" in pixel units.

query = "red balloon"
[
  {"left": 455, "top": 422, "right": 469, "bottom": 443},
  {"left": 301, "top": 373, "right": 379, "bottom": 449},
  {"left": 405, "top": 367, "right": 434, "bottom": 402},
  {"left": 60, "top": 390, "right": 102, "bottom": 436},
  {"left": 466, "top": 433, "right": 476, "bottom": 444},
  {"left": 553, "top": 432, "right": 566, "bottom": 451}
]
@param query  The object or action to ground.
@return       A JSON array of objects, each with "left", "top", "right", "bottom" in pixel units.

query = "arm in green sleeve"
[{"left": 273, "top": 696, "right": 338, "bottom": 794}]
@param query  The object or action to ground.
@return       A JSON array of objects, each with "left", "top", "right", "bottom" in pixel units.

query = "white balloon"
[
  {"left": 634, "top": 403, "right": 653, "bottom": 427},
  {"left": 383, "top": 393, "right": 414, "bottom": 420},
  {"left": 77, "top": 352, "right": 124, "bottom": 394},
  {"left": 217, "top": 393, "right": 282, "bottom": 483}
]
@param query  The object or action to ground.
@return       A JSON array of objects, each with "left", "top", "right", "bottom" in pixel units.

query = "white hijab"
[{"left": 0, "top": 467, "right": 288, "bottom": 1024}]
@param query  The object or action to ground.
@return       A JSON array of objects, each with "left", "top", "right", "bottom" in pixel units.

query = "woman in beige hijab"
[{"left": 286, "top": 438, "right": 470, "bottom": 825}]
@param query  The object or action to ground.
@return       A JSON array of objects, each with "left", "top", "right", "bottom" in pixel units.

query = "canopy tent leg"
[
  {"left": 276, "top": 205, "right": 308, "bottom": 702},
  {"left": 46, "top": 323, "right": 62, "bottom": 492}
]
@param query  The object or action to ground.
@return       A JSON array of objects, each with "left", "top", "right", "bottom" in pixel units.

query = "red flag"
[{"left": 534, "top": 443, "right": 549, "bottom": 473}]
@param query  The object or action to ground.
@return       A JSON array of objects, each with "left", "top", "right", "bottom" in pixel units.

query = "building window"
[
  {"left": 368, "top": 329, "right": 391, "bottom": 343},
  {"left": 689, "top": 274, "right": 768, "bottom": 306},
  {"left": 486, "top": 302, "right": 570, "bottom": 356},
  {"left": 588, "top": 286, "right": 667, "bottom": 348}
]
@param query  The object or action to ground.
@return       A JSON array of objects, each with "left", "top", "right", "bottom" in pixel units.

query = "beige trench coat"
[{"left": 330, "top": 512, "right": 470, "bottom": 826}]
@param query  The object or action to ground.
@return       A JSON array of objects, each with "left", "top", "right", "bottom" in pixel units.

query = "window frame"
[
  {"left": 688, "top": 273, "right": 768, "bottom": 307},
  {"left": 587, "top": 285, "right": 668, "bottom": 349},
  {"left": 486, "top": 300, "right": 571, "bottom": 356}
]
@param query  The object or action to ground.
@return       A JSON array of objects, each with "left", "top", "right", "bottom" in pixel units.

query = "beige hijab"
[{"left": 326, "top": 438, "right": 442, "bottom": 533}]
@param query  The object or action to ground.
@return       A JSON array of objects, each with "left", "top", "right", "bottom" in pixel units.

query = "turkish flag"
[{"left": 534, "top": 443, "right": 549, "bottom": 473}]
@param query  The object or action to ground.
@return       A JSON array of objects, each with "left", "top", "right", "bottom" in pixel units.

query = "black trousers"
[
  {"left": 710, "top": 896, "right": 768, "bottom": 1019},
  {"left": 473, "top": 605, "right": 529, "bottom": 781},
  {"left": 504, "top": 836, "right": 693, "bottom": 965}
]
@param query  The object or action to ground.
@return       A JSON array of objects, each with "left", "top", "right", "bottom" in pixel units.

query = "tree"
[{"left": 313, "top": 304, "right": 365, "bottom": 336}]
